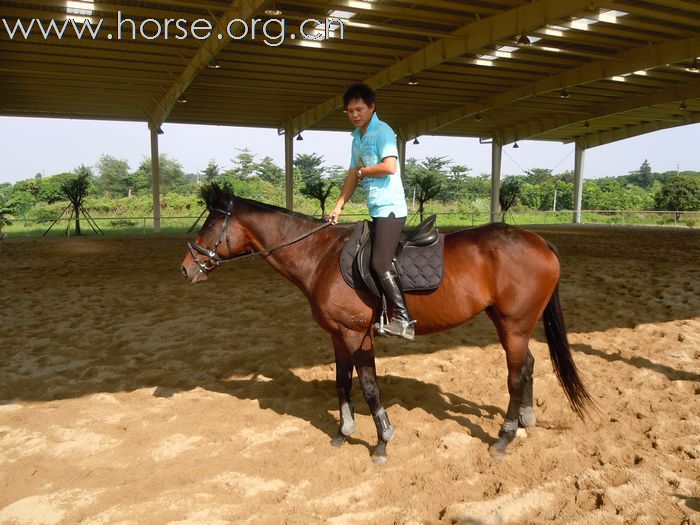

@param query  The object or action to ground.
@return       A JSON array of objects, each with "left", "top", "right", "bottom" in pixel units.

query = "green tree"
[
  {"left": 96, "top": 154, "right": 130, "bottom": 197},
  {"left": 231, "top": 148, "right": 257, "bottom": 179},
  {"left": 131, "top": 155, "right": 193, "bottom": 195},
  {"left": 37, "top": 173, "right": 73, "bottom": 203},
  {"left": 525, "top": 168, "right": 553, "bottom": 185},
  {"left": 553, "top": 180, "right": 574, "bottom": 210},
  {"left": 655, "top": 174, "right": 700, "bottom": 211},
  {"left": 256, "top": 156, "right": 284, "bottom": 185},
  {"left": 60, "top": 165, "right": 93, "bottom": 235},
  {"left": 499, "top": 176, "right": 524, "bottom": 220},
  {"left": 294, "top": 153, "right": 325, "bottom": 180},
  {"left": 202, "top": 160, "right": 221, "bottom": 182},
  {"left": 406, "top": 156, "right": 447, "bottom": 221},
  {"left": 438, "top": 162, "right": 472, "bottom": 203},
  {"left": 0, "top": 191, "right": 13, "bottom": 238},
  {"left": 295, "top": 153, "right": 335, "bottom": 217},
  {"left": 7, "top": 180, "right": 38, "bottom": 218},
  {"left": 627, "top": 159, "right": 654, "bottom": 189}
]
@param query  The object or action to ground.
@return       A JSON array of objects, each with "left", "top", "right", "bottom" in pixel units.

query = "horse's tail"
[{"left": 543, "top": 242, "right": 595, "bottom": 419}]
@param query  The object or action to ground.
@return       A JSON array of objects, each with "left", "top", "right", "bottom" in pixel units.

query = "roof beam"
[
  {"left": 499, "top": 81, "right": 700, "bottom": 143},
  {"left": 150, "top": 0, "right": 270, "bottom": 126},
  {"left": 286, "top": 0, "right": 613, "bottom": 135},
  {"left": 576, "top": 111, "right": 700, "bottom": 148},
  {"left": 400, "top": 34, "right": 700, "bottom": 140}
]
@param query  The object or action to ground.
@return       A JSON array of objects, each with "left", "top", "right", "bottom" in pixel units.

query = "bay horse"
[{"left": 180, "top": 185, "right": 593, "bottom": 464}]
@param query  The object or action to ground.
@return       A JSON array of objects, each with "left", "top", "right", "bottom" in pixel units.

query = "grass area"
[{"left": 3, "top": 209, "right": 697, "bottom": 238}]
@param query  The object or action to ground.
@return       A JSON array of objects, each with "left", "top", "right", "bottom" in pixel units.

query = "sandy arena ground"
[{"left": 1, "top": 224, "right": 698, "bottom": 524}]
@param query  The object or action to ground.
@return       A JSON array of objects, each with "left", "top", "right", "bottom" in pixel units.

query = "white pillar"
[
  {"left": 285, "top": 127, "right": 294, "bottom": 210},
  {"left": 573, "top": 140, "right": 586, "bottom": 224},
  {"left": 490, "top": 139, "right": 502, "bottom": 223},
  {"left": 149, "top": 124, "right": 161, "bottom": 234},
  {"left": 398, "top": 134, "right": 406, "bottom": 182}
]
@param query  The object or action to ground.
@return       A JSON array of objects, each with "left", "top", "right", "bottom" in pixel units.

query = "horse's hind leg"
[
  {"left": 487, "top": 314, "right": 536, "bottom": 459},
  {"left": 331, "top": 334, "right": 356, "bottom": 447},
  {"left": 519, "top": 349, "right": 537, "bottom": 428}
]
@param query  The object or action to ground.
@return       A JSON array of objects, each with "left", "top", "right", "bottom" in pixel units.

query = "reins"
[
  {"left": 187, "top": 198, "right": 332, "bottom": 276},
  {"left": 219, "top": 220, "right": 332, "bottom": 264}
]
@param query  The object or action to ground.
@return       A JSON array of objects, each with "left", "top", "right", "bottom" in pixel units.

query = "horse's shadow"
[{"left": 154, "top": 366, "right": 503, "bottom": 453}]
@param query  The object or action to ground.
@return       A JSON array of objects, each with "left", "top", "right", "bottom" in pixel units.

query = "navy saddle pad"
[{"left": 339, "top": 215, "right": 445, "bottom": 297}]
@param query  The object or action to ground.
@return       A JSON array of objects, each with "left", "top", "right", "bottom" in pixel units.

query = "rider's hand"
[{"left": 329, "top": 206, "right": 342, "bottom": 225}]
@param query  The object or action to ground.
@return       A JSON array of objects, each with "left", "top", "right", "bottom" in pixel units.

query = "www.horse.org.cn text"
[{"left": 1, "top": 13, "right": 347, "bottom": 47}]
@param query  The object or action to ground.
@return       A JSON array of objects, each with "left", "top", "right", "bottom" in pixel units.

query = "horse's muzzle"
[{"left": 181, "top": 263, "right": 207, "bottom": 283}]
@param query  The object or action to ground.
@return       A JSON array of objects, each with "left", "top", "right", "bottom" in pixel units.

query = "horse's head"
[{"left": 181, "top": 184, "right": 248, "bottom": 283}]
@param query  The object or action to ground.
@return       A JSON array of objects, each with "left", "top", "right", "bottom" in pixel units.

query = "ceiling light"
[
  {"left": 584, "top": 120, "right": 590, "bottom": 128},
  {"left": 679, "top": 101, "right": 688, "bottom": 111},
  {"left": 206, "top": 60, "right": 221, "bottom": 69},
  {"left": 688, "top": 58, "right": 699, "bottom": 72},
  {"left": 157, "top": 127, "right": 164, "bottom": 135},
  {"left": 407, "top": 75, "right": 419, "bottom": 86},
  {"left": 513, "top": 142, "right": 519, "bottom": 149},
  {"left": 296, "top": 134, "right": 304, "bottom": 141},
  {"left": 177, "top": 94, "right": 187, "bottom": 103},
  {"left": 264, "top": 2, "right": 282, "bottom": 16},
  {"left": 559, "top": 88, "right": 570, "bottom": 98},
  {"left": 413, "top": 138, "right": 420, "bottom": 145},
  {"left": 474, "top": 113, "right": 482, "bottom": 121},
  {"left": 515, "top": 33, "right": 531, "bottom": 46}
]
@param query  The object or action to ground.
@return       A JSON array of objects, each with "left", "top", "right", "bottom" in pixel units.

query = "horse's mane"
[{"left": 202, "top": 183, "right": 324, "bottom": 223}]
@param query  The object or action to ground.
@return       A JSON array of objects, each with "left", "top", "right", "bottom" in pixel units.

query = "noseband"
[
  {"left": 187, "top": 198, "right": 331, "bottom": 277},
  {"left": 187, "top": 199, "right": 235, "bottom": 275}
]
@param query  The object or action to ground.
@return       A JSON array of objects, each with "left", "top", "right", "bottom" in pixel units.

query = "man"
[{"left": 329, "top": 82, "right": 415, "bottom": 340}]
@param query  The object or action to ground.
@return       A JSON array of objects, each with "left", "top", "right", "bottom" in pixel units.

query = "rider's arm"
[
  {"left": 329, "top": 168, "right": 360, "bottom": 223},
  {"left": 357, "top": 156, "right": 397, "bottom": 178}
]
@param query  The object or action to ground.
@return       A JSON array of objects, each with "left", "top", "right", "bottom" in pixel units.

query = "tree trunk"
[
  {"left": 75, "top": 205, "right": 82, "bottom": 235},
  {"left": 419, "top": 201, "right": 425, "bottom": 222}
]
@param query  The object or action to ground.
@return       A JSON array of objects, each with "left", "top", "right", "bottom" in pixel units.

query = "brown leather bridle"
[{"left": 187, "top": 198, "right": 332, "bottom": 278}]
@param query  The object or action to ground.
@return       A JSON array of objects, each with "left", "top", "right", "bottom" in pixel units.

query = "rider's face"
[{"left": 346, "top": 99, "right": 375, "bottom": 131}]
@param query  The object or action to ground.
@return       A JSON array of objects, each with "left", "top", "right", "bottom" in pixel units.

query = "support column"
[
  {"left": 398, "top": 134, "right": 406, "bottom": 181},
  {"left": 285, "top": 126, "right": 294, "bottom": 210},
  {"left": 573, "top": 140, "right": 586, "bottom": 224},
  {"left": 490, "top": 139, "right": 502, "bottom": 223},
  {"left": 149, "top": 124, "right": 161, "bottom": 234}
]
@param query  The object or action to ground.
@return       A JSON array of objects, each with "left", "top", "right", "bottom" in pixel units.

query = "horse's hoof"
[
  {"left": 518, "top": 407, "right": 537, "bottom": 428},
  {"left": 331, "top": 434, "right": 347, "bottom": 448},
  {"left": 371, "top": 453, "right": 388, "bottom": 465},
  {"left": 488, "top": 442, "right": 508, "bottom": 460}
]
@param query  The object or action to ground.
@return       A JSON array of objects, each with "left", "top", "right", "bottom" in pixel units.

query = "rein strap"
[{"left": 220, "top": 220, "right": 332, "bottom": 264}]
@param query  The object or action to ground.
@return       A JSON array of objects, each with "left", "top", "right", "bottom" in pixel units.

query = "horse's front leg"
[
  {"left": 353, "top": 346, "right": 395, "bottom": 465},
  {"left": 331, "top": 335, "right": 356, "bottom": 447}
]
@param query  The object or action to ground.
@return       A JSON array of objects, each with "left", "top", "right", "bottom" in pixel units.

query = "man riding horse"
[{"left": 330, "top": 83, "right": 415, "bottom": 340}]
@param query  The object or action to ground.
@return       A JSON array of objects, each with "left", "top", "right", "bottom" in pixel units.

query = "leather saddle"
[{"left": 339, "top": 215, "right": 445, "bottom": 297}]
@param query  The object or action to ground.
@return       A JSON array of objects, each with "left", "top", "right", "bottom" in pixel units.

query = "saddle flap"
[{"left": 340, "top": 218, "right": 444, "bottom": 297}]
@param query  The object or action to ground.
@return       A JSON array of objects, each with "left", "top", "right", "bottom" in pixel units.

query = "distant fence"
[{"left": 2, "top": 210, "right": 698, "bottom": 237}]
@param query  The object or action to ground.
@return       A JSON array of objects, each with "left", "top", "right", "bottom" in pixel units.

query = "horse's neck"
[{"left": 240, "top": 202, "right": 327, "bottom": 293}]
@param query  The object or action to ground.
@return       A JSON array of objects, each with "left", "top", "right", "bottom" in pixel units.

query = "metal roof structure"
[
  {"left": 1, "top": 0, "right": 699, "bottom": 227},
  {"left": 2, "top": 0, "right": 699, "bottom": 145}
]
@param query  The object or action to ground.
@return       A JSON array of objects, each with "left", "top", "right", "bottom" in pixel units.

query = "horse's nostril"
[{"left": 181, "top": 266, "right": 188, "bottom": 279}]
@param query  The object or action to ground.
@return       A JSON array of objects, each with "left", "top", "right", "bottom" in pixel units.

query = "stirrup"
[{"left": 374, "top": 318, "right": 415, "bottom": 340}]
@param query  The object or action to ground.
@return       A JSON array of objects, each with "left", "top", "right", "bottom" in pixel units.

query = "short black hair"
[{"left": 343, "top": 82, "right": 376, "bottom": 109}]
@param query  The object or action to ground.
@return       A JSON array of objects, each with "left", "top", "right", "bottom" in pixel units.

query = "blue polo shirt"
[{"left": 350, "top": 113, "right": 408, "bottom": 218}]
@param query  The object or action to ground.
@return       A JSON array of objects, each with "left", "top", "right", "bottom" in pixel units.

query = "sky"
[{"left": 1, "top": 116, "right": 699, "bottom": 184}]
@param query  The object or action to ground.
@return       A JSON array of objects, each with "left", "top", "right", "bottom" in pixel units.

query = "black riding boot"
[{"left": 374, "top": 270, "right": 415, "bottom": 340}]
